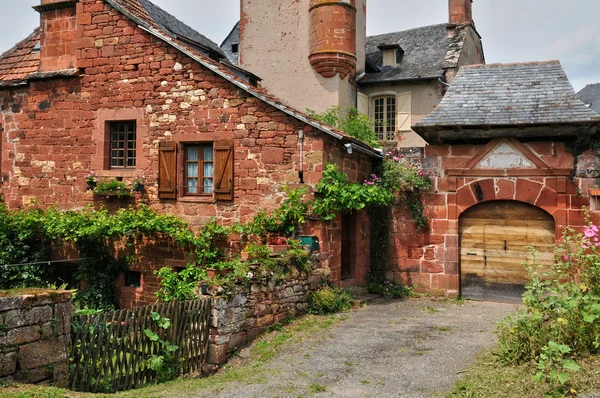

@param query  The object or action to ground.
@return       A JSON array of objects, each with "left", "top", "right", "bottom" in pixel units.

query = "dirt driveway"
[{"left": 183, "top": 298, "right": 516, "bottom": 398}]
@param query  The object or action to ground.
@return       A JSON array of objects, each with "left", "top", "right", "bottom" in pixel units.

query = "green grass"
[
  {"left": 436, "top": 326, "right": 452, "bottom": 332},
  {"left": 307, "top": 383, "right": 327, "bottom": 393},
  {"left": 446, "top": 351, "right": 600, "bottom": 398},
  {"left": 0, "top": 314, "right": 346, "bottom": 398}
]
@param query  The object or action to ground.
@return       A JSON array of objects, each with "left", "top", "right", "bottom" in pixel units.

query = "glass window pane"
[
  {"left": 204, "top": 161, "right": 214, "bottom": 178},
  {"left": 187, "top": 161, "right": 198, "bottom": 178},
  {"left": 188, "top": 178, "right": 198, "bottom": 194},
  {"left": 204, "top": 178, "right": 213, "bottom": 194},
  {"left": 203, "top": 145, "right": 213, "bottom": 161},
  {"left": 187, "top": 146, "right": 199, "bottom": 162}
]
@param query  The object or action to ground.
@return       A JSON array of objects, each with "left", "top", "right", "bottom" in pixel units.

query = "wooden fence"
[{"left": 69, "top": 298, "right": 211, "bottom": 393}]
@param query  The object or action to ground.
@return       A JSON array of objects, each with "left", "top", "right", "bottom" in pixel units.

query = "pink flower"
[
  {"left": 393, "top": 156, "right": 399, "bottom": 161},
  {"left": 584, "top": 227, "right": 596, "bottom": 238},
  {"left": 563, "top": 255, "right": 570, "bottom": 262},
  {"left": 400, "top": 154, "right": 406, "bottom": 159},
  {"left": 592, "top": 225, "right": 599, "bottom": 232}
]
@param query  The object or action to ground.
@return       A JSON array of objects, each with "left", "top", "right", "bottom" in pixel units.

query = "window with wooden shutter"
[
  {"left": 213, "top": 140, "right": 234, "bottom": 201},
  {"left": 158, "top": 141, "right": 177, "bottom": 199}
]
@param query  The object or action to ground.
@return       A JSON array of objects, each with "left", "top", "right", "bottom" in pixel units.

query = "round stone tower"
[{"left": 308, "top": 0, "right": 358, "bottom": 79}]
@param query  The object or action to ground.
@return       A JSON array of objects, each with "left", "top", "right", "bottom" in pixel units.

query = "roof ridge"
[
  {"left": 463, "top": 60, "right": 561, "bottom": 69},
  {"left": 367, "top": 22, "right": 447, "bottom": 39}
]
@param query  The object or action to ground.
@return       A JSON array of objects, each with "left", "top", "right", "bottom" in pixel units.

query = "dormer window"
[{"left": 377, "top": 44, "right": 404, "bottom": 67}]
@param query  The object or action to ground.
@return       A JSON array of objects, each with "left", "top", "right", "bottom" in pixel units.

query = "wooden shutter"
[
  {"left": 158, "top": 141, "right": 177, "bottom": 199},
  {"left": 357, "top": 92, "right": 370, "bottom": 117},
  {"left": 214, "top": 140, "right": 234, "bottom": 201},
  {"left": 397, "top": 92, "right": 412, "bottom": 132}
]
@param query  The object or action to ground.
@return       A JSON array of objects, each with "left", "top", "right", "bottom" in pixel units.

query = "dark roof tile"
[
  {"left": 577, "top": 83, "right": 600, "bottom": 114},
  {"left": 414, "top": 61, "right": 600, "bottom": 129},
  {"left": 358, "top": 23, "right": 449, "bottom": 84}
]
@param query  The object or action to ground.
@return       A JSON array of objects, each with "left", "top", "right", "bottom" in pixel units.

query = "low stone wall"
[
  {"left": 206, "top": 258, "right": 329, "bottom": 368},
  {"left": 0, "top": 289, "right": 72, "bottom": 387}
]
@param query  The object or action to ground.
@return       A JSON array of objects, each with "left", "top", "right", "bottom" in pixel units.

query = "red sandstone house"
[
  {"left": 0, "top": 0, "right": 382, "bottom": 307},
  {"left": 396, "top": 61, "right": 600, "bottom": 303}
]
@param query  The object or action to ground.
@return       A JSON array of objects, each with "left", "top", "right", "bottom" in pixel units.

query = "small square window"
[
  {"left": 231, "top": 43, "right": 239, "bottom": 53},
  {"left": 125, "top": 271, "right": 141, "bottom": 288},
  {"left": 183, "top": 143, "right": 214, "bottom": 195},
  {"left": 110, "top": 121, "right": 137, "bottom": 168}
]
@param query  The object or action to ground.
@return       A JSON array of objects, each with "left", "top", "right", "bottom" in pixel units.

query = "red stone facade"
[
  {"left": 449, "top": 0, "right": 473, "bottom": 25},
  {"left": 0, "top": 0, "right": 375, "bottom": 307},
  {"left": 389, "top": 138, "right": 599, "bottom": 297},
  {"left": 308, "top": 0, "right": 357, "bottom": 79}
]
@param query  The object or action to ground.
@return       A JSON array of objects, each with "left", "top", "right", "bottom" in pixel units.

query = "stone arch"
[{"left": 455, "top": 178, "right": 559, "bottom": 223}]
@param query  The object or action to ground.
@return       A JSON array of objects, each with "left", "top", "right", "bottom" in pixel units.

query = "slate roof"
[
  {"left": 577, "top": 83, "right": 600, "bottom": 114},
  {"left": 358, "top": 23, "right": 449, "bottom": 84},
  {"left": 113, "top": 0, "right": 225, "bottom": 58},
  {"left": 220, "top": 21, "right": 240, "bottom": 66},
  {"left": 413, "top": 61, "right": 600, "bottom": 130},
  {"left": 0, "top": 28, "right": 41, "bottom": 85}
]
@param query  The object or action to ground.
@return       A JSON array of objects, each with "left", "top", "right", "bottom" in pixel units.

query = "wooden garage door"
[{"left": 460, "top": 201, "right": 555, "bottom": 304}]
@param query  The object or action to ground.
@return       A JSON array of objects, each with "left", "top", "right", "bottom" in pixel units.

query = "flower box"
[
  {"left": 589, "top": 188, "right": 600, "bottom": 197},
  {"left": 266, "top": 244, "right": 290, "bottom": 254},
  {"left": 206, "top": 268, "right": 234, "bottom": 277}
]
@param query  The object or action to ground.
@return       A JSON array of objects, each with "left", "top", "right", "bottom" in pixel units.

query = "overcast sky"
[{"left": 2, "top": 0, "right": 599, "bottom": 91}]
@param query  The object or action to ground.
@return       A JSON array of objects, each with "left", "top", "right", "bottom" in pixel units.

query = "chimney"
[
  {"left": 449, "top": 0, "right": 473, "bottom": 25},
  {"left": 33, "top": 0, "right": 79, "bottom": 73}
]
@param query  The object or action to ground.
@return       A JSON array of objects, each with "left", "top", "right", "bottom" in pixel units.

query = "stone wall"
[
  {"left": 206, "top": 258, "right": 328, "bottom": 368},
  {"left": 388, "top": 139, "right": 600, "bottom": 297},
  {"left": 0, "top": 289, "right": 72, "bottom": 387}
]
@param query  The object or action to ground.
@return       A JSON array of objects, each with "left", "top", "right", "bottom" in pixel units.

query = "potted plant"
[
  {"left": 85, "top": 171, "right": 97, "bottom": 190},
  {"left": 132, "top": 176, "right": 145, "bottom": 192},
  {"left": 93, "top": 179, "right": 133, "bottom": 199},
  {"left": 266, "top": 235, "right": 290, "bottom": 253}
]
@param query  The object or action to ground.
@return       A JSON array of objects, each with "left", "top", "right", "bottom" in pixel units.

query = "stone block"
[
  {"left": 227, "top": 332, "right": 247, "bottom": 350},
  {"left": 17, "top": 335, "right": 68, "bottom": 371},
  {"left": 15, "top": 366, "right": 50, "bottom": 384},
  {"left": 55, "top": 301, "right": 72, "bottom": 335},
  {"left": 52, "top": 361, "right": 70, "bottom": 388},
  {"left": 0, "top": 352, "right": 17, "bottom": 377},
  {"left": 206, "top": 343, "right": 228, "bottom": 365},
  {"left": 0, "top": 325, "right": 41, "bottom": 348},
  {"left": 4, "top": 306, "right": 53, "bottom": 329}
]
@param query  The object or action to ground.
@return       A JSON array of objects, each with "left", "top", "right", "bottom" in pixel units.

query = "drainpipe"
[{"left": 298, "top": 130, "right": 305, "bottom": 183}]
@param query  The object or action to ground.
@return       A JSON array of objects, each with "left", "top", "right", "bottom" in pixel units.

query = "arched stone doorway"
[{"left": 459, "top": 200, "right": 555, "bottom": 304}]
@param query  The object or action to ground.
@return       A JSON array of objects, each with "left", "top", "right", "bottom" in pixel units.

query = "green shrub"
[
  {"left": 93, "top": 179, "right": 132, "bottom": 198},
  {"left": 308, "top": 287, "right": 355, "bottom": 314},
  {"left": 368, "top": 279, "right": 413, "bottom": 299}
]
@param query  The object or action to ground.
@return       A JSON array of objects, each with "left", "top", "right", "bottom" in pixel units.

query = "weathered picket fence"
[{"left": 69, "top": 298, "right": 211, "bottom": 392}]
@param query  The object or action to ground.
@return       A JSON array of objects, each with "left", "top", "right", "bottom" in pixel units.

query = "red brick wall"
[
  {"left": 0, "top": 0, "right": 374, "bottom": 306},
  {"left": 389, "top": 140, "right": 599, "bottom": 297}
]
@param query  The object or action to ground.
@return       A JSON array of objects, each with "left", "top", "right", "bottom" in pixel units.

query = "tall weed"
[{"left": 497, "top": 222, "right": 600, "bottom": 395}]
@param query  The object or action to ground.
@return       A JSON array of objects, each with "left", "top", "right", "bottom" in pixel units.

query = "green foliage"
[
  {"left": 155, "top": 264, "right": 207, "bottom": 302},
  {"left": 496, "top": 222, "right": 600, "bottom": 395},
  {"left": 93, "top": 179, "right": 133, "bottom": 198},
  {"left": 368, "top": 279, "right": 413, "bottom": 299},
  {"left": 308, "top": 287, "right": 355, "bottom": 315},
  {"left": 144, "top": 312, "right": 180, "bottom": 383},
  {"left": 313, "top": 164, "right": 393, "bottom": 221},
  {"left": 0, "top": 205, "right": 52, "bottom": 289},
  {"left": 313, "top": 159, "right": 431, "bottom": 229},
  {"left": 307, "top": 106, "right": 379, "bottom": 147}
]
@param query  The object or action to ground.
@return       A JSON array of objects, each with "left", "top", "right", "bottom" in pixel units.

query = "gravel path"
[{"left": 186, "top": 298, "right": 516, "bottom": 398}]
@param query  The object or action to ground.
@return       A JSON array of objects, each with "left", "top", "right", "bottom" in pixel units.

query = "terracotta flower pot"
[
  {"left": 266, "top": 244, "right": 290, "bottom": 253},
  {"left": 589, "top": 188, "right": 600, "bottom": 197}
]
